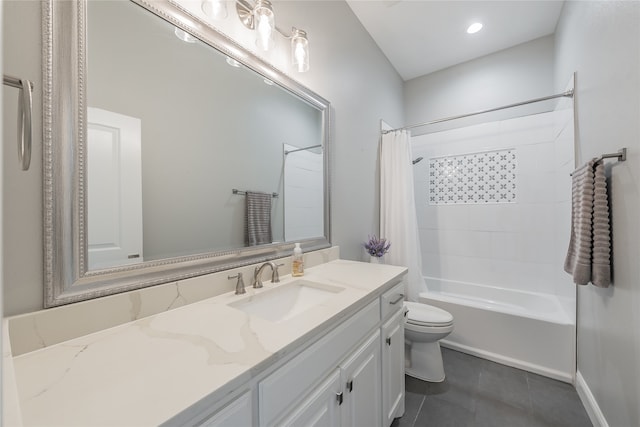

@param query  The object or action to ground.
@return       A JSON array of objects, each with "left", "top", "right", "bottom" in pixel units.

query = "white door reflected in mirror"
[{"left": 87, "top": 107, "right": 144, "bottom": 270}]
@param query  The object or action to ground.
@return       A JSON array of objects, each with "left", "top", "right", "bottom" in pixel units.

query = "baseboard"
[
  {"left": 575, "top": 370, "right": 609, "bottom": 427},
  {"left": 440, "top": 340, "right": 573, "bottom": 383}
]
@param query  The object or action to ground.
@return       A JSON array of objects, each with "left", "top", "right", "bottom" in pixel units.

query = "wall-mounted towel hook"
[{"left": 3, "top": 74, "right": 33, "bottom": 171}]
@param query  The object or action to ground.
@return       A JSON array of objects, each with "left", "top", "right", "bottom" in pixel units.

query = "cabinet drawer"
[
  {"left": 259, "top": 299, "right": 380, "bottom": 427},
  {"left": 381, "top": 281, "right": 405, "bottom": 320}
]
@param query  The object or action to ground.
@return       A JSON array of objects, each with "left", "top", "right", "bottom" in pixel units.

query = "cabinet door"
[
  {"left": 382, "top": 309, "right": 405, "bottom": 427},
  {"left": 198, "top": 392, "right": 252, "bottom": 427},
  {"left": 277, "top": 370, "right": 341, "bottom": 427},
  {"left": 340, "top": 330, "right": 381, "bottom": 427}
]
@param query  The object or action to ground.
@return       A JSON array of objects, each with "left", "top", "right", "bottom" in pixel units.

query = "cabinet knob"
[
  {"left": 336, "top": 391, "right": 343, "bottom": 405},
  {"left": 386, "top": 337, "right": 391, "bottom": 346},
  {"left": 347, "top": 380, "right": 353, "bottom": 392}
]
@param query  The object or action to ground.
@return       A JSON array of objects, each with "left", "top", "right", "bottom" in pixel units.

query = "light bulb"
[
  {"left": 291, "top": 28, "right": 309, "bottom": 72},
  {"left": 254, "top": 0, "right": 275, "bottom": 51},
  {"left": 257, "top": 14, "right": 273, "bottom": 50},
  {"left": 201, "top": 0, "right": 227, "bottom": 20},
  {"left": 294, "top": 43, "right": 306, "bottom": 71}
]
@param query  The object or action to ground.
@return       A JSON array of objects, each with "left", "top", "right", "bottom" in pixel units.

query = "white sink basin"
[{"left": 229, "top": 279, "right": 345, "bottom": 323}]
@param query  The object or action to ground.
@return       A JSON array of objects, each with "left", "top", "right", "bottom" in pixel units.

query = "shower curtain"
[{"left": 380, "top": 130, "right": 428, "bottom": 302}]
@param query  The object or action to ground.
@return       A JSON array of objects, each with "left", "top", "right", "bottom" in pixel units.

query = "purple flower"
[{"left": 364, "top": 235, "right": 391, "bottom": 257}]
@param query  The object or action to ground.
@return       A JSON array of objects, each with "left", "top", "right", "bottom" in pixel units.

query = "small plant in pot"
[{"left": 364, "top": 235, "right": 390, "bottom": 263}]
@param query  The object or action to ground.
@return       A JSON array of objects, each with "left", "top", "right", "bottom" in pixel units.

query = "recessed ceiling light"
[{"left": 467, "top": 22, "right": 483, "bottom": 34}]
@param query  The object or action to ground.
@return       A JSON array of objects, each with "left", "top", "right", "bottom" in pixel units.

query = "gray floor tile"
[
  {"left": 414, "top": 395, "right": 475, "bottom": 427},
  {"left": 394, "top": 391, "right": 425, "bottom": 427},
  {"left": 442, "top": 348, "right": 482, "bottom": 387},
  {"left": 477, "top": 359, "right": 532, "bottom": 411},
  {"left": 406, "top": 375, "right": 449, "bottom": 396},
  {"left": 474, "top": 398, "right": 544, "bottom": 427},
  {"left": 392, "top": 350, "right": 591, "bottom": 427},
  {"left": 527, "top": 374, "right": 592, "bottom": 427}
]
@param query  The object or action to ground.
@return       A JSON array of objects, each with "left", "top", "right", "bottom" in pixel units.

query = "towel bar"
[
  {"left": 570, "top": 148, "right": 627, "bottom": 176},
  {"left": 3, "top": 74, "right": 33, "bottom": 171},
  {"left": 595, "top": 148, "right": 626, "bottom": 164},
  {"left": 232, "top": 189, "right": 279, "bottom": 198}
]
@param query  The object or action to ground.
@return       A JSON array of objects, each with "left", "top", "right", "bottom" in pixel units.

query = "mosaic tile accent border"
[{"left": 428, "top": 149, "right": 517, "bottom": 205}]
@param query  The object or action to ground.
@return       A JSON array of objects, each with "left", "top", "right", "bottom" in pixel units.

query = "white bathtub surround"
[
  {"left": 6, "top": 260, "right": 407, "bottom": 426},
  {"left": 413, "top": 109, "right": 576, "bottom": 301},
  {"left": 380, "top": 130, "right": 428, "bottom": 302},
  {"left": 420, "top": 277, "right": 575, "bottom": 382}
]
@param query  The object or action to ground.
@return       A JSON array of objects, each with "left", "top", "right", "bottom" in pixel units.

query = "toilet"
[{"left": 403, "top": 301, "right": 454, "bottom": 382}]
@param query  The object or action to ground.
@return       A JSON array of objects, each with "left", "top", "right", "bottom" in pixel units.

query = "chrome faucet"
[
  {"left": 228, "top": 272, "right": 246, "bottom": 295},
  {"left": 252, "top": 262, "right": 281, "bottom": 288}
]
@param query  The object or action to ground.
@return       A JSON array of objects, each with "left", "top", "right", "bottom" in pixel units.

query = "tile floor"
[{"left": 392, "top": 348, "right": 592, "bottom": 427}]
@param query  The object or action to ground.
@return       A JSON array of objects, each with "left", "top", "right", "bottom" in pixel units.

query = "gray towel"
[
  {"left": 245, "top": 191, "right": 272, "bottom": 246},
  {"left": 564, "top": 160, "right": 611, "bottom": 287}
]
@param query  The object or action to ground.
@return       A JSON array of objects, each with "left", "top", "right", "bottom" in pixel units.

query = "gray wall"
[
  {"left": 554, "top": 2, "right": 640, "bottom": 426},
  {"left": 404, "top": 35, "right": 556, "bottom": 135},
  {"left": 2, "top": 1, "right": 404, "bottom": 315},
  {"left": 2, "top": 1, "right": 43, "bottom": 316},
  {"left": 271, "top": 1, "right": 405, "bottom": 263}
]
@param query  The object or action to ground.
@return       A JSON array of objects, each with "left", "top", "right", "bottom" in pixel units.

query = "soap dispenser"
[{"left": 292, "top": 243, "right": 304, "bottom": 277}]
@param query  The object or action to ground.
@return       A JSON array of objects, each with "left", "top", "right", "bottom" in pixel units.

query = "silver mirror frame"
[{"left": 43, "top": 0, "right": 331, "bottom": 307}]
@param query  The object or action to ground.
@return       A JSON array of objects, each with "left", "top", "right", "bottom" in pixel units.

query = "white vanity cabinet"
[
  {"left": 259, "top": 279, "right": 406, "bottom": 427},
  {"left": 167, "top": 389, "right": 254, "bottom": 427},
  {"left": 340, "top": 330, "right": 382, "bottom": 427},
  {"left": 382, "top": 310, "right": 405, "bottom": 426},
  {"left": 278, "top": 330, "right": 382, "bottom": 427},
  {"left": 277, "top": 370, "right": 342, "bottom": 427},
  {"left": 259, "top": 300, "right": 381, "bottom": 427},
  {"left": 381, "top": 282, "right": 406, "bottom": 426},
  {"left": 196, "top": 392, "right": 253, "bottom": 427}
]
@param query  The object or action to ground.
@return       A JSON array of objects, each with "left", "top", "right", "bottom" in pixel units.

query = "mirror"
[{"left": 43, "top": 0, "right": 331, "bottom": 307}]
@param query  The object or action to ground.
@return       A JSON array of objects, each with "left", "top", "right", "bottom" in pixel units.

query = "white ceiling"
[{"left": 346, "top": 0, "right": 565, "bottom": 81}]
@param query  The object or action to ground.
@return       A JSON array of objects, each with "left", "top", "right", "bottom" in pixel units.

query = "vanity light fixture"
[
  {"left": 291, "top": 28, "right": 309, "bottom": 73},
  {"left": 201, "top": 0, "right": 228, "bottom": 20},
  {"left": 235, "top": 0, "right": 310, "bottom": 72},
  {"left": 466, "top": 22, "right": 483, "bottom": 34}
]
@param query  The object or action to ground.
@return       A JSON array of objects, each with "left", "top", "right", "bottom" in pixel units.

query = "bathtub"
[{"left": 419, "top": 278, "right": 576, "bottom": 383}]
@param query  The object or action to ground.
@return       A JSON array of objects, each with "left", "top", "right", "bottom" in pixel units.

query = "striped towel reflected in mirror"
[{"left": 245, "top": 191, "right": 273, "bottom": 246}]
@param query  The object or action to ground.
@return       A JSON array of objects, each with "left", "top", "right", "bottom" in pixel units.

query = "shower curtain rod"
[{"left": 382, "top": 89, "right": 574, "bottom": 134}]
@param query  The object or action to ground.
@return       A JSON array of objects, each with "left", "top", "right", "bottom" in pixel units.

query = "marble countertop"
[{"left": 9, "top": 260, "right": 406, "bottom": 426}]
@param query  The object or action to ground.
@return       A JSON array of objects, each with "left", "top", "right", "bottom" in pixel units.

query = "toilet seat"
[{"left": 404, "top": 301, "right": 453, "bottom": 327}]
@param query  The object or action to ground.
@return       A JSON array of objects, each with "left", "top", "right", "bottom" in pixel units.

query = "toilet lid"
[{"left": 404, "top": 302, "right": 453, "bottom": 327}]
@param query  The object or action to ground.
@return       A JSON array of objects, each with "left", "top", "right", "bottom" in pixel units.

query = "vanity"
[{"left": 6, "top": 258, "right": 407, "bottom": 426}]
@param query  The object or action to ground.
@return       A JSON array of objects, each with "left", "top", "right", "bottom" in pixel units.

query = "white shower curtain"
[{"left": 380, "top": 130, "right": 428, "bottom": 302}]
